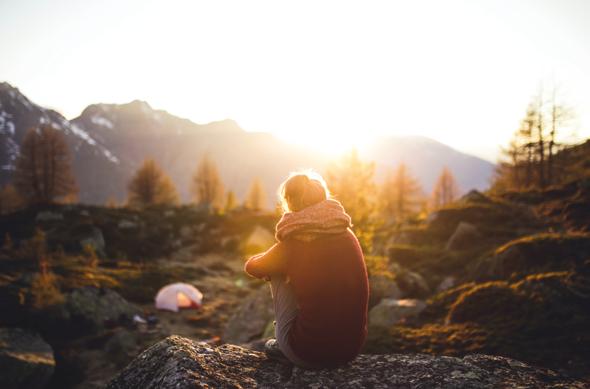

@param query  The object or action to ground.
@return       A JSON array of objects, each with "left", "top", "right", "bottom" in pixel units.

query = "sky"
[{"left": 1, "top": 0, "right": 589, "bottom": 162}]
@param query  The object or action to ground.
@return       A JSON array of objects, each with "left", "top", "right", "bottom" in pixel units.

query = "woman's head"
[{"left": 279, "top": 170, "right": 330, "bottom": 213}]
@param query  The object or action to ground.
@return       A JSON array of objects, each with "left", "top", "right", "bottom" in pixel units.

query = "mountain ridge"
[{"left": 0, "top": 82, "right": 495, "bottom": 204}]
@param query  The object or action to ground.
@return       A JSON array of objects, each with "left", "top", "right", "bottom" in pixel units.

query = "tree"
[
  {"left": 191, "top": 155, "right": 224, "bottom": 210},
  {"left": 224, "top": 190, "right": 238, "bottom": 213},
  {"left": 127, "top": 158, "right": 179, "bottom": 207},
  {"left": 431, "top": 167, "right": 459, "bottom": 209},
  {"left": 491, "top": 85, "right": 574, "bottom": 192},
  {"left": 0, "top": 184, "right": 22, "bottom": 214},
  {"left": 245, "top": 178, "right": 266, "bottom": 211},
  {"left": 14, "top": 125, "right": 77, "bottom": 205},
  {"left": 325, "top": 149, "right": 377, "bottom": 251},
  {"left": 380, "top": 163, "right": 423, "bottom": 224}
]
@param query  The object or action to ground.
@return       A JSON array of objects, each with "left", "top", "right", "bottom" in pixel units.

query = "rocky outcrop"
[
  {"left": 445, "top": 222, "right": 481, "bottom": 251},
  {"left": 0, "top": 328, "right": 55, "bottom": 389},
  {"left": 368, "top": 274, "right": 401, "bottom": 308},
  {"left": 223, "top": 286, "right": 274, "bottom": 344},
  {"left": 106, "top": 335, "right": 588, "bottom": 388},
  {"left": 368, "top": 298, "right": 426, "bottom": 331}
]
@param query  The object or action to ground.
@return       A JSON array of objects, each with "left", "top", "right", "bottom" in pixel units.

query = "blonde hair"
[{"left": 278, "top": 170, "right": 330, "bottom": 213}]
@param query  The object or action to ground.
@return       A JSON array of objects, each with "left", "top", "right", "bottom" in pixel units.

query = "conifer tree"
[
  {"left": 14, "top": 125, "right": 77, "bottom": 205},
  {"left": 224, "top": 190, "right": 238, "bottom": 212},
  {"left": 127, "top": 158, "right": 179, "bottom": 207},
  {"left": 325, "top": 149, "right": 376, "bottom": 251},
  {"left": 191, "top": 154, "right": 224, "bottom": 210},
  {"left": 380, "top": 163, "right": 423, "bottom": 224},
  {"left": 431, "top": 167, "right": 459, "bottom": 209},
  {"left": 245, "top": 178, "right": 266, "bottom": 211}
]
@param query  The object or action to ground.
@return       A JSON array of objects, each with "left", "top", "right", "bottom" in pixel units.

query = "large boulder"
[
  {"left": 368, "top": 274, "right": 401, "bottom": 308},
  {"left": 389, "top": 263, "right": 431, "bottom": 298},
  {"left": 223, "top": 286, "right": 274, "bottom": 344},
  {"left": 64, "top": 287, "right": 141, "bottom": 334},
  {"left": 0, "top": 328, "right": 55, "bottom": 389},
  {"left": 471, "top": 233, "right": 590, "bottom": 280},
  {"left": 106, "top": 335, "right": 588, "bottom": 388},
  {"left": 445, "top": 222, "right": 481, "bottom": 251},
  {"left": 368, "top": 298, "right": 426, "bottom": 331}
]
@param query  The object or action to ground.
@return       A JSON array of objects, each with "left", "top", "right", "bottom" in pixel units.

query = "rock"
[
  {"left": 0, "top": 328, "right": 55, "bottom": 389},
  {"left": 436, "top": 276, "right": 456, "bottom": 293},
  {"left": 36, "top": 211, "right": 63, "bottom": 222},
  {"left": 368, "top": 298, "right": 426, "bottom": 330},
  {"left": 445, "top": 221, "right": 481, "bottom": 250},
  {"left": 470, "top": 233, "right": 590, "bottom": 280},
  {"left": 223, "top": 286, "right": 274, "bottom": 344},
  {"left": 180, "top": 225, "right": 193, "bottom": 239},
  {"left": 118, "top": 220, "right": 138, "bottom": 229},
  {"left": 368, "top": 274, "right": 401, "bottom": 308},
  {"left": 76, "top": 225, "right": 105, "bottom": 254},
  {"left": 65, "top": 287, "right": 141, "bottom": 334},
  {"left": 460, "top": 190, "right": 492, "bottom": 204},
  {"left": 389, "top": 264, "right": 431, "bottom": 298},
  {"left": 105, "top": 329, "right": 139, "bottom": 366},
  {"left": 106, "top": 335, "right": 587, "bottom": 389}
]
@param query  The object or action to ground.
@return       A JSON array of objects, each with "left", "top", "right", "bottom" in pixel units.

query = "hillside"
[{"left": 0, "top": 82, "right": 495, "bottom": 205}]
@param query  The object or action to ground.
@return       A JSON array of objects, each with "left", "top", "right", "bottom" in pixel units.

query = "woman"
[{"left": 244, "top": 171, "right": 369, "bottom": 369}]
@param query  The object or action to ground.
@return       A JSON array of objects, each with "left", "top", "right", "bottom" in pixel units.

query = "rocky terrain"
[
  {"left": 106, "top": 335, "right": 588, "bottom": 388},
  {"left": 0, "top": 138, "right": 589, "bottom": 387}
]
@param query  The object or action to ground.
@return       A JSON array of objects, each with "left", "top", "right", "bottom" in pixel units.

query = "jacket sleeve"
[{"left": 244, "top": 243, "right": 287, "bottom": 279}]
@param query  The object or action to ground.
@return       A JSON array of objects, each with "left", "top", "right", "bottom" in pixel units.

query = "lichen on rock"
[{"left": 106, "top": 335, "right": 588, "bottom": 389}]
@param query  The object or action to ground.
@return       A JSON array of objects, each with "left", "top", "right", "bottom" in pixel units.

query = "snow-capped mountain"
[
  {"left": 0, "top": 82, "right": 495, "bottom": 205},
  {"left": 0, "top": 82, "right": 126, "bottom": 201}
]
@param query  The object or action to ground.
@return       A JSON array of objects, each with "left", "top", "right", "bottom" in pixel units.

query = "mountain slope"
[{"left": 0, "top": 82, "right": 495, "bottom": 204}]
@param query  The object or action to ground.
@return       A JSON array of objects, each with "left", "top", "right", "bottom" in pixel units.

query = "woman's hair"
[{"left": 278, "top": 170, "right": 330, "bottom": 213}]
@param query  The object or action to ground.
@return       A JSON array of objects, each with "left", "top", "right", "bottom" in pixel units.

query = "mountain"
[
  {"left": 364, "top": 136, "right": 494, "bottom": 193},
  {"left": 0, "top": 82, "right": 495, "bottom": 204}
]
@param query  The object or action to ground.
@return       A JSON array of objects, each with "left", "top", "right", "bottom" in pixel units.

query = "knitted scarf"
[{"left": 275, "top": 199, "right": 353, "bottom": 242}]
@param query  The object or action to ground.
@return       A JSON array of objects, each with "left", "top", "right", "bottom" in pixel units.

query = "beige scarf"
[{"left": 275, "top": 199, "right": 352, "bottom": 242}]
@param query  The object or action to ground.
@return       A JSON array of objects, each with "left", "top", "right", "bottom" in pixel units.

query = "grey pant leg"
[{"left": 269, "top": 275, "right": 315, "bottom": 368}]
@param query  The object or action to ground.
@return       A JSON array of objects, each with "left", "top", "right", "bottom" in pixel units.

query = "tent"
[{"left": 155, "top": 283, "right": 203, "bottom": 312}]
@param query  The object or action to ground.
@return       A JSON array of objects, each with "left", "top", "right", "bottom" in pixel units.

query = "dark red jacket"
[{"left": 245, "top": 229, "right": 369, "bottom": 367}]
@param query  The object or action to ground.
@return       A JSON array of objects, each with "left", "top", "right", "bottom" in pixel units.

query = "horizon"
[{"left": 1, "top": 0, "right": 590, "bottom": 161}]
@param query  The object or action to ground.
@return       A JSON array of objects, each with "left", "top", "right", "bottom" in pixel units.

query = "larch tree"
[
  {"left": 325, "top": 149, "right": 377, "bottom": 251},
  {"left": 191, "top": 154, "right": 224, "bottom": 210},
  {"left": 245, "top": 178, "right": 266, "bottom": 211},
  {"left": 0, "top": 184, "right": 22, "bottom": 214},
  {"left": 224, "top": 190, "right": 238, "bottom": 213},
  {"left": 380, "top": 163, "right": 423, "bottom": 224},
  {"left": 491, "top": 85, "right": 574, "bottom": 192},
  {"left": 431, "top": 167, "right": 459, "bottom": 209},
  {"left": 127, "top": 158, "right": 179, "bottom": 208},
  {"left": 13, "top": 125, "right": 77, "bottom": 205}
]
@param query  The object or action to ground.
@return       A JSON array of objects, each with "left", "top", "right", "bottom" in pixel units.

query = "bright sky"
[{"left": 1, "top": 0, "right": 589, "bottom": 161}]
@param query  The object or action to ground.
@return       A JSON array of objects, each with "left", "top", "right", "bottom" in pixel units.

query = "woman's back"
[{"left": 283, "top": 229, "right": 368, "bottom": 367}]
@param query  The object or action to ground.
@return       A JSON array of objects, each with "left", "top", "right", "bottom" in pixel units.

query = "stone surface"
[
  {"left": 106, "top": 335, "right": 589, "bottom": 389},
  {"left": 368, "top": 274, "right": 401, "bottom": 308},
  {"left": 389, "top": 263, "right": 431, "bottom": 298},
  {"left": 223, "top": 285, "right": 274, "bottom": 344},
  {"left": 436, "top": 276, "right": 456, "bottom": 293},
  {"left": 36, "top": 211, "right": 64, "bottom": 221},
  {"left": 368, "top": 298, "right": 427, "bottom": 330},
  {"left": 445, "top": 221, "right": 481, "bottom": 251},
  {"left": 0, "top": 327, "right": 55, "bottom": 389},
  {"left": 76, "top": 225, "right": 106, "bottom": 254},
  {"left": 65, "top": 287, "right": 141, "bottom": 333}
]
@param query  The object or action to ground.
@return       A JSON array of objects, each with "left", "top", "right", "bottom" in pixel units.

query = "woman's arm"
[{"left": 244, "top": 243, "right": 286, "bottom": 279}]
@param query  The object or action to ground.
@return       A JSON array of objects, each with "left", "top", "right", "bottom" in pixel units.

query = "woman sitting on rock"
[{"left": 244, "top": 171, "right": 369, "bottom": 368}]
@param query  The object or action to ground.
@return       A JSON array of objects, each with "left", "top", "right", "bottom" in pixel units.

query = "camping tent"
[{"left": 155, "top": 283, "right": 203, "bottom": 312}]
